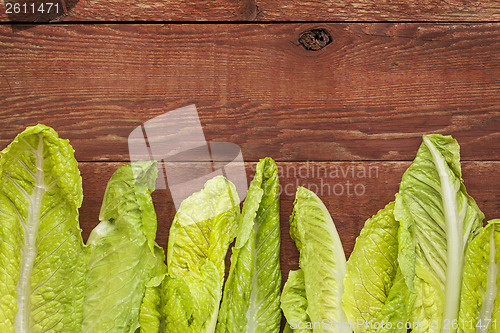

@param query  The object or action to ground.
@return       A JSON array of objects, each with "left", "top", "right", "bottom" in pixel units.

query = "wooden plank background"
[
  {"left": 1, "top": 24, "right": 499, "bottom": 162},
  {"left": 0, "top": 22, "right": 499, "bottom": 294},
  {"left": 0, "top": 0, "right": 500, "bottom": 22}
]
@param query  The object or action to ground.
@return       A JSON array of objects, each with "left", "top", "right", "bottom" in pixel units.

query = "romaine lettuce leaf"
[
  {"left": 138, "top": 245, "right": 168, "bottom": 333},
  {"left": 281, "top": 269, "right": 312, "bottom": 333},
  {"left": 458, "top": 219, "right": 500, "bottom": 333},
  {"left": 216, "top": 157, "right": 281, "bottom": 333},
  {"left": 82, "top": 161, "right": 166, "bottom": 333},
  {"left": 166, "top": 175, "right": 239, "bottom": 280},
  {"left": 283, "top": 186, "right": 349, "bottom": 333},
  {"left": 165, "top": 175, "right": 240, "bottom": 333},
  {"left": 162, "top": 275, "right": 194, "bottom": 332},
  {"left": 373, "top": 268, "right": 416, "bottom": 332},
  {"left": 395, "top": 134, "right": 484, "bottom": 332},
  {"left": 164, "top": 259, "right": 221, "bottom": 333},
  {"left": 0, "top": 125, "right": 85, "bottom": 332},
  {"left": 343, "top": 201, "right": 415, "bottom": 332},
  {"left": 139, "top": 285, "right": 163, "bottom": 333}
]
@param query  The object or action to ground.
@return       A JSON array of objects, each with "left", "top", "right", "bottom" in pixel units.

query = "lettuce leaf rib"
[
  {"left": 395, "top": 134, "right": 484, "bottom": 333},
  {"left": 0, "top": 125, "right": 85, "bottom": 333},
  {"left": 458, "top": 220, "right": 500, "bottom": 333}
]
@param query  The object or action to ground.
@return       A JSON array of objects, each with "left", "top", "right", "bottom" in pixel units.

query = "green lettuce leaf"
[
  {"left": 139, "top": 285, "right": 163, "bottom": 333},
  {"left": 82, "top": 161, "right": 166, "bottom": 333},
  {"left": 281, "top": 269, "right": 312, "bottom": 333},
  {"left": 343, "top": 201, "right": 415, "bottom": 332},
  {"left": 283, "top": 186, "right": 349, "bottom": 333},
  {"left": 139, "top": 245, "right": 168, "bottom": 333},
  {"left": 374, "top": 269, "right": 416, "bottom": 331},
  {"left": 395, "top": 134, "right": 484, "bottom": 332},
  {"left": 216, "top": 157, "right": 281, "bottom": 333},
  {"left": 457, "top": 219, "right": 500, "bottom": 333},
  {"left": 165, "top": 175, "right": 240, "bottom": 333},
  {"left": 0, "top": 125, "right": 85, "bottom": 332},
  {"left": 162, "top": 275, "right": 194, "bottom": 332},
  {"left": 164, "top": 259, "right": 221, "bottom": 333}
]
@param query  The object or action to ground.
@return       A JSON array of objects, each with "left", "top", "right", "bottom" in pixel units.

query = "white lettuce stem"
[
  {"left": 245, "top": 227, "right": 259, "bottom": 333},
  {"left": 477, "top": 226, "right": 498, "bottom": 333},
  {"left": 14, "top": 136, "right": 46, "bottom": 333},
  {"left": 424, "top": 136, "right": 463, "bottom": 333}
]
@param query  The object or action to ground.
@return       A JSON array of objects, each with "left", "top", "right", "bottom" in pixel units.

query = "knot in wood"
[{"left": 298, "top": 28, "right": 332, "bottom": 51}]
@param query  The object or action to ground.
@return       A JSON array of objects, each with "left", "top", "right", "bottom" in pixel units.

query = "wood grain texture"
[
  {"left": 257, "top": 0, "right": 500, "bottom": 22},
  {"left": 78, "top": 161, "right": 500, "bottom": 282},
  {"left": 1, "top": 24, "right": 499, "bottom": 162},
  {"left": 0, "top": 0, "right": 257, "bottom": 23},
  {"left": 0, "top": 0, "right": 499, "bottom": 22}
]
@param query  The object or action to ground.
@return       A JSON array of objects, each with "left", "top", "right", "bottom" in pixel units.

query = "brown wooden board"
[
  {"left": 0, "top": 24, "right": 499, "bottom": 162},
  {"left": 257, "top": 0, "right": 500, "bottom": 22},
  {"left": 78, "top": 161, "right": 500, "bottom": 284},
  {"left": 0, "top": 0, "right": 254, "bottom": 22},
  {"left": 0, "top": 0, "right": 499, "bottom": 22}
]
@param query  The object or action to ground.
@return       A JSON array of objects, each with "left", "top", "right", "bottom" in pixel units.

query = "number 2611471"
[{"left": 5, "top": 2, "right": 60, "bottom": 14}]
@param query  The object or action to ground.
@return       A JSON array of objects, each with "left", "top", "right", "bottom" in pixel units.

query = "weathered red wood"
[
  {"left": 257, "top": 0, "right": 500, "bottom": 22},
  {"left": 1, "top": 0, "right": 498, "bottom": 22},
  {"left": 0, "top": 24, "right": 498, "bottom": 162},
  {"left": 0, "top": 0, "right": 256, "bottom": 23}
]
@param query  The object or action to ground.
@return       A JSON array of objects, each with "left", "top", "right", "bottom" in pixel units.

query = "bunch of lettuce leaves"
[
  {"left": 283, "top": 134, "right": 499, "bottom": 333},
  {"left": 0, "top": 125, "right": 164, "bottom": 332},
  {"left": 2, "top": 126, "right": 499, "bottom": 333},
  {"left": 342, "top": 134, "right": 499, "bottom": 333},
  {"left": 159, "top": 157, "right": 283, "bottom": 333},
  {"left": 0, "top": 125, "right": 285, "bottom": 333}
]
